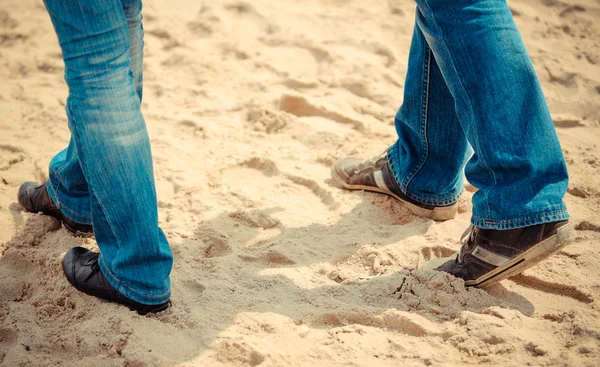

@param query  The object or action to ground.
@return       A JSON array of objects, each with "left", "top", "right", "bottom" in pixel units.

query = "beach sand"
[{"left": 1, "top": 0, "right": 599, "bottom": 365}]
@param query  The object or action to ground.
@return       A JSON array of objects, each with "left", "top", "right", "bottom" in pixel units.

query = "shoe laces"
[
  {"left": 83, "top": 254, "right": 101, "bottom": 283},
  {"left": 355, "top": 149, "right": 387, "bottom": 172},
  {"left": 456, "top": 225, "right": 474, "bottom": 263},
  {"left": 460, "top": 225, "right": 474, "bottom": 245}
]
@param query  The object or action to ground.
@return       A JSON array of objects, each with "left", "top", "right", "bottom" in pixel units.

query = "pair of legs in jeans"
[
  {"left": 333, "top": 0, "right": 572, "bottom": 287},
  {"left": 18, "top": 0, "right": 172, "bottom": 313},
  {"left": 19, "top": 0, "right": 571, "bottom": 312}
]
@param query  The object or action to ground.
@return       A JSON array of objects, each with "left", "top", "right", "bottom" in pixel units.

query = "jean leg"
[
  {"left": 388, "top": 23, "right": 470, "bottom": 207},
  {"left": 47, "top": 0, "right": 145, "bottom": 224},
  {"left": 43, "top": 0, "right": 172, "bottom": 304},
  {"left": 413, "top": 0, "right": 569, "bottom": 229}
]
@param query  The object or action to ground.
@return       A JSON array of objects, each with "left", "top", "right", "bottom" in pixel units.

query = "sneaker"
[
  {"left": 62, "top": 247, "right": 170, "bottom": 315},
  {"left": 18, "top": 182, "right": 93, "bottom": 236},
  {"left": 425, "top": 220, "right": 574, "bottom": 287},
  {"left": 331, "top": 152, "right": 457, "bottom": 221}
]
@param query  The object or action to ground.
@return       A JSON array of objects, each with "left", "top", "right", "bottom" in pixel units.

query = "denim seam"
[
  {"left": 473, "top": 206, "right": 568, "bottom": 225},
  {"left": 405, "top": 190, "right": 461, "bottom": 206},
  {"left": 47, "top": 166, "right": 92, "bottom": 220},
  {"left": 472, "top": 209, "right": 569, "bottom": 229},
  {"left": 99, "top": 254, "right": 171, "bottom": 301},
  {"left": 68, "top": 102, "right": 125, "bottom": 252},
  {"left": 386, "top": 147, "right": 403, "bottom": 191},
  {"left": 387, "top": 147, "right": 460, "bottom": 206},
  {"left": 417, "top": 0, "right": 498, "bottom": 219},
  {"left": 401, "top": 41, "right": 431, "bottom": 194}
]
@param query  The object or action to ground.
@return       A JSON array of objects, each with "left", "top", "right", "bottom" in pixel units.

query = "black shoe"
[
  {"left": 331, "top": 151, "right": 457, "bottom": 221},
  {"left": 18, "top": 182, "right": 93, "bottom": 236},
  {"left": 425, "top": 220, "right": 573, "bottom": 288},
  {"left": 62, "top": 247, "right": 170, "bottom": 315}
]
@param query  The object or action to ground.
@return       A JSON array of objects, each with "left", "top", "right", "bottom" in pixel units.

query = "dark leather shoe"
[
  {"left": 18, "top": 182, "right": 93, "bottom": 236},
  {"left": 62, "top": 247, "right": 170, "bottom": 315},
  {"left": 331, "top": 151, "right": 457, "bottom": 221},
  {"left": 426, "top": 220, "right": 573, "bottom": 287}
]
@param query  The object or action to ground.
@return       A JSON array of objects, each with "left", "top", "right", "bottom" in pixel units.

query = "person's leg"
[
  {"left": 331, "top": 23, "right": 468, "bottom": 221},
  {"left": 413, "top": 0, "right": 568, "bottom": 229},
  {"left": 44, "top": 0, "right": 145, "bottom": 230},
  {"left": 387, "top": 23, "right": 470, "bottom": 207},
  {"left": 43, "top": 0, "right": 172, "bottom": 306},
  {"left": 415, "top": 0, "right": 572, "bottom": 286}
]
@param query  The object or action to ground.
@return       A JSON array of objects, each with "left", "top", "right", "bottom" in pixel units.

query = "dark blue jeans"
[
  {"left": 44, "top": 0, "right": 172, "bottom": 305},
  {"left": 388, "top": 0, "right": 569, "bottom": 230}
]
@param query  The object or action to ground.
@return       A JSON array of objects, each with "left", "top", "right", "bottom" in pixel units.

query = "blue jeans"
[
  {"left": 43, "top": 0, "right": 172, "bottom": 305},
  {"left": 388, "top": 0, "right": 569, "bottom": 230}
]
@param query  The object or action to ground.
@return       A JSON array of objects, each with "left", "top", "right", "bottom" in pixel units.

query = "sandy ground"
[{"left": 1, "top": 0, "right": 600, "bottom": 366}]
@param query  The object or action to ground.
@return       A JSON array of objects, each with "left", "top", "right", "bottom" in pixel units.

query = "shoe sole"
[
  {"left": 426, "top": 221, "right": 574, "bottom": 288},
  {"left": 331, "top": 166, "right": 457, "bottom": 221}
]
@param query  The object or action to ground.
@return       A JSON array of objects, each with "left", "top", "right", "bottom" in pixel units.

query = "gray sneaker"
[{"left": 331, "top": 152, "right": 458, "bottom": 221}]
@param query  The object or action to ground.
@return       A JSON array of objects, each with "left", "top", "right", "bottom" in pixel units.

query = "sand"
[{"left": 1, "top": 0, "right": 599, "bottom": 366}]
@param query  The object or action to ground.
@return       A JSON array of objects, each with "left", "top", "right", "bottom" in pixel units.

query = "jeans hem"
[
  {"left": 386, "top": 146, "right": 462, "bottom": 207},
  {"left": 98, "top": 254, "right": 171, "bottom": 305},
  {"left": 471, "top": 209, "right": 570, "bottom": 230},
  {"left": 405, "top": 190, "right": 462, "bottom": 207},
  {"left": 46, "top": 175, "right": 92, "bottom": 224}
]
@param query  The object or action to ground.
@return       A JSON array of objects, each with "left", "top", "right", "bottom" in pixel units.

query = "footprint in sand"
[
  {"left": 241, "top": 156, "right": 338, "bottom": 209},
  {"left": 256, "top": 39, "right": 330, "bottom": 80},
  {"left": 279, "top": 94, "right": 365, "bottom": 132},
  {"left": 196, "top": 229, "right": 233, "bottom": 258},
  {"left": 182, "top": 279, "right": 206, "bottom": 298},
  {"left": 285, "top": 174, "right": 338, "bottom": 210}
]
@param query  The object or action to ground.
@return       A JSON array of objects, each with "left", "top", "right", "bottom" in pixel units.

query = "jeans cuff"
[
  {"left": 98, "top": 255, "right": 171, "bottom": 305},
  {"left": 471, "top": 209, "right": 570, "bottom": 230},
  {"left": 46, "top": 176, "right": 92, "bottom": 225},
  {"left": 386, "top": 146, "right": 462, "bottom": 206}
]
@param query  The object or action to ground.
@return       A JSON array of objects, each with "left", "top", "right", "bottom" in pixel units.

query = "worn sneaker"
[
  {"left": 331, "top": 152, "right": 457, "bottom": 221},
  {"left": 425, "top": 220, "right": 573, "bottom": 288},
  {"left": 18, "top": 182, "right": 93, "bottom": 236}
]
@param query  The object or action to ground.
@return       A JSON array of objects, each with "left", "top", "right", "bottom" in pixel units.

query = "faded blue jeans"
[
  {"left": 388, "top": 0, "right": 569, "bottom": 230},
  {"left": 43, "top": 0, "right": 172, "bottom": 305}
]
